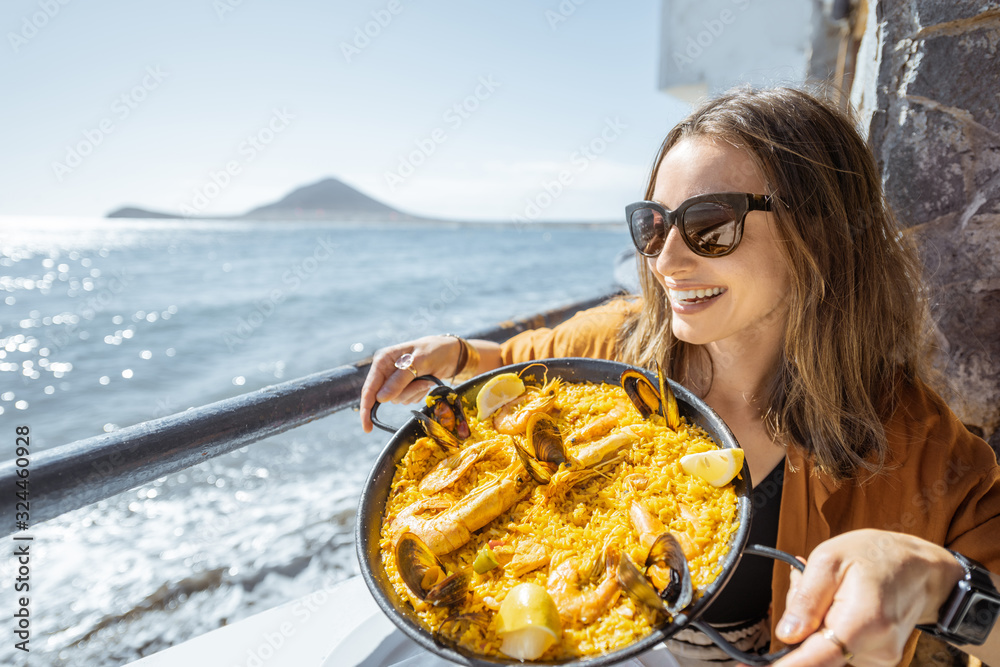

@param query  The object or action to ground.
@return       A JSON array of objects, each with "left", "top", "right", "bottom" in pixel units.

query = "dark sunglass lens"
[
  {"left": 683, "top": 203, "right": 739, "bottom": 255},
  {"left": 630, "top": 208, "right": 665, "bottom": 255}
]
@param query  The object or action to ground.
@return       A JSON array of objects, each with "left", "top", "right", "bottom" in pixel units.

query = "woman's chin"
[{"left": 670, "top": 321, "right": 717, "bottom": 346}]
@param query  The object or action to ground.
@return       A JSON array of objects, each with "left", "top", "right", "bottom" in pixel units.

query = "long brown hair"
[{"left": 616, "top": 87, "right": 928, "bottom": 480}]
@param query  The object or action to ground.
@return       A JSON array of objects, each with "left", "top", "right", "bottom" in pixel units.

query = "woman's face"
[{"left": 648, "top": 137, "right": 791, "bottom": 349}]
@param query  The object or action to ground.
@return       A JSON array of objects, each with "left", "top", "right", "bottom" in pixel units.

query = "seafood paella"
[{"left": 378, "top": 365, "right": 742, "bottom": 661}]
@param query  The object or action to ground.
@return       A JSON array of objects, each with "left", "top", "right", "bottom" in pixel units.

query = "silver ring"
[
  {"left": 821, "top": 628, "right": 853, "bottom": 663},
  {"left": 394, "top": 353, "right": 418, "bottom": 378}
]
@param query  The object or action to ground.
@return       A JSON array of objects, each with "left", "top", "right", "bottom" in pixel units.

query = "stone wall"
[{"left": 853, "top": 0, "right": 1000, "bottom": 452}]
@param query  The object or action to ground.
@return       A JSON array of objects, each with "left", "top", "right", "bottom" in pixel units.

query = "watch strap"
[{"left": 916, "top": 550, "right": 1000, "bottom": 646}]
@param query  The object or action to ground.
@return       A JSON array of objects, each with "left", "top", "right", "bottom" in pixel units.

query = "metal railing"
[{"left": 0, "top": 290, "right": 622, "bottom": 534}]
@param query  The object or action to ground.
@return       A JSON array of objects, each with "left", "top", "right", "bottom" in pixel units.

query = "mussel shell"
[
  {"left": 526, "top": 413, "right": 568, "bottom": 465},
  {"left": 516, "top": 413, "right": 569, "bottom": 485},
  {"left": 396, "top": 531, "right": 440, "bottom": 599},
  {"left": 425, "top": 572, "right": 470, "bottom": 607},
  {"left": 617, "top": 552, "right": 668, "bottom": 615},
  {"left": 513, "top": 441, "right": 557, "bottom": 485},
  {"left": 656, "top": 362, "right": 680, "bottom": 430},
  {"left": 645, "top": 533, "right": 693, "bottom": 612},
  {"left": 655, "top": 363, "right": 668, "bottom": 422},
  {"left": 427, "top": 387, "right": 471, "bottom": 440},
  {"left": 413, "top": 411, "right": 460, "bottom": 450},
  {"left": 396, "top": 531, "right": 468, "bottom": 606},
  {"left": 620, "top": 370, "right": 661, "bottom": 420}
]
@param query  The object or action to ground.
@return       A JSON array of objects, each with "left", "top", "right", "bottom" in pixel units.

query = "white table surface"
[
  {"left": 128, "top": 575, "right": 682, "bottom": 667},
  {"left": 128, "top": 576, "right": 387, "bottom": 666}
]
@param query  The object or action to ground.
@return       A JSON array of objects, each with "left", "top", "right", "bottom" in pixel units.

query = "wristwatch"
[{"left": 916, "top": 550, "right": 1000, "bottom": 646}]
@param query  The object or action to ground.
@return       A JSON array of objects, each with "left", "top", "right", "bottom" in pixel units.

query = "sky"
[{"left": 0, "top": 0, "right": 695, "bottom": 222}]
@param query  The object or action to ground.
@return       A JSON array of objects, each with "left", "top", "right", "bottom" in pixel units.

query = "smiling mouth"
[{"left": 668, "top": 287, "right": 725, "bottom": 304}]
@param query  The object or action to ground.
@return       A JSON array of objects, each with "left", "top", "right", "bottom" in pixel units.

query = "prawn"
[
  {"left": 547, "top": 549, "right": 621, "bottom": 627},
  {"left": 492, "top": 378, "right": 562, "bottom": 435},
  {"left": 629, "top": 499, "right": 699, "bottom": 560},
  {"left": 565, "top": 401, "right": 630, "bottom": 445},
  {"left": 569, "top": 427, "right": 638, "bottom": 468},
  {"left": 418, "top": 438, "right": 506, "bottom": 494},
  {"left": 534, "top": 428, "right": 639, "bottom": 501},
  {"left": 392, "top": 462, "right": 529, "bottom": 555}
]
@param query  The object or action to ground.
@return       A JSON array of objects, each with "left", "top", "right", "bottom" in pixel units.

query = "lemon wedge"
[
  {"left": 680, "top": 448, "right": 744, "bottom": 487},
  {"left": 476, "top": 373, "right": 525, "bottom": 420},
  {"left": 497, "top": 583, "right": 561, "bottom": 660}
]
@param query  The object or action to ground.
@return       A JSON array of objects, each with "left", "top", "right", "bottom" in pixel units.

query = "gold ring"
[
  {"left": 394, "top": 353, "right": 418, "bottom": 378},
  {"left": 821, "top": 628, "right": 853, "bottom": 663}
]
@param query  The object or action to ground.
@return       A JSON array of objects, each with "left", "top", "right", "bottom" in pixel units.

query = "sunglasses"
[{"left": 626, "top": 192, "right": 772, "bottom": 258}]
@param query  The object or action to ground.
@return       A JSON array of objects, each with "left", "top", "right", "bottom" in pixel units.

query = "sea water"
[{"left": 0, "top": 217, "right": 631, "bottom": 666}]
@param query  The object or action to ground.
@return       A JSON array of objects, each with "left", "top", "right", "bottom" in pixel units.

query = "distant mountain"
[
  {"left": 106, "top": 178, "right": 419, "bottom": 221},
  {"left": 106, "top": 206, "right": 180, "bottom": 219},
  {"left": 242, "top": 178, "right": 409, "bottom": 220}
]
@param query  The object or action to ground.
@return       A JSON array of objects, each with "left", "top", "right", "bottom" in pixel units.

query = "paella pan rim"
[{"left": 355, "top": 357, "right": 753, "bottom": 667}]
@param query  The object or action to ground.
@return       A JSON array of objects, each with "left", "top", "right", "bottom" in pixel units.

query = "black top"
[{"left": 700, "top": 460, "right": 785, "bottom": 624}]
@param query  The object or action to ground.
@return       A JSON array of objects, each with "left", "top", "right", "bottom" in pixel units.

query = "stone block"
[
  {"left": 916, "top": 210, "right": 1000, "bottom": 440},
  {"left": 883, "top": 106, "right": 970, "bottom": 226},
  {"left": 858, "top": 0, "right": 1000, "bottom": 441},
  {"left": 908, "top": 26, "right": 1000, "bottom": 135},
  {"left": 913, "top": 0, "right": 1000, "bottom": 29},
  {"left": 926, "top": 284, "right": 1000, "bottom": 437},
  {"left": 915, "top": 213, "right": 1000, "bottom": 289}
]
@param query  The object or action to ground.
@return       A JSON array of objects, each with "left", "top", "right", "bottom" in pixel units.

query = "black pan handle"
[
  {"left": 369, "top": 375, "right": 446, "bottom": 433},
  {"left": 689, "top": 544, "right": 805, "bottom": 666}
]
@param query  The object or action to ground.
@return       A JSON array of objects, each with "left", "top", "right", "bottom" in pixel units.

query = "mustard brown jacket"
[{"left": 499, "top": 299, "right": 1000, "bottom": 664}]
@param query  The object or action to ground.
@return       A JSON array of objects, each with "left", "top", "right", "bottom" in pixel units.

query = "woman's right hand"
[{"left": 359, "top": 335, "right": 461, "bottom": 433}]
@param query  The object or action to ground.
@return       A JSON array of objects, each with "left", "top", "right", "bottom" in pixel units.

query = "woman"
[{"left": 359, "top": 88, "right": 1000, "bottom": 666}]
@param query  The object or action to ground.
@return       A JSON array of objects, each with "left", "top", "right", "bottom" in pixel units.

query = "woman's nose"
[{"left": 654, "top": 225, "right": 696, "bottom": 276}]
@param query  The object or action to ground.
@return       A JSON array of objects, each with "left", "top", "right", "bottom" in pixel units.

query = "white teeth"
[{"left": 669, "top": 287, "right": 724, "bottom": 301}]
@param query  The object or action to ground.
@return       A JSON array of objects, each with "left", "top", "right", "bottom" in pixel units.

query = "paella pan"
[{"left": 357, "top": 358, "right": 801, "bottom": 666}]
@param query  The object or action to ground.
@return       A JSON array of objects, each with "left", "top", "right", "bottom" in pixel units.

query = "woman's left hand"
[{"left": 774, "top": 529, "right": 964, "bottom": 666}]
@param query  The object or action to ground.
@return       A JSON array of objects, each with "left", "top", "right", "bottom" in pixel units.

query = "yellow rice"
[{"left": 379, "top": 379, "right": 740, "bottom": 661}]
